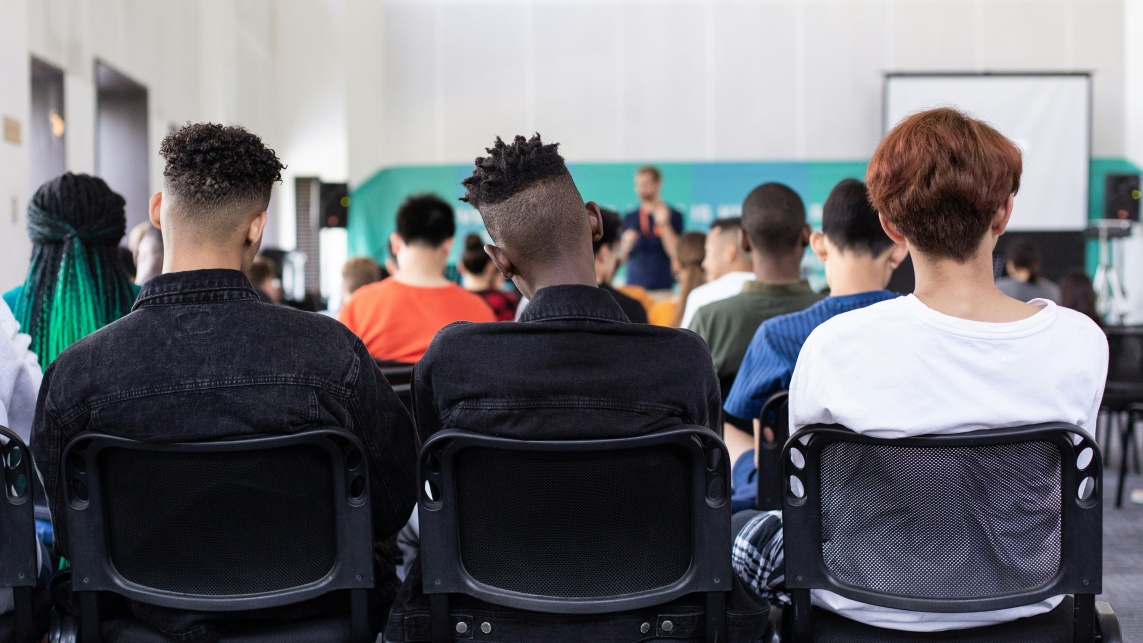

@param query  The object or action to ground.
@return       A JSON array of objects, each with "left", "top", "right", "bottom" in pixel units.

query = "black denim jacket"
[
  {"left": 409, "top": 284, "right": 721, "bottom": 443},
  {"left": 31, "top": 269, "right": 418, "bottom": 638},
  {"left": 387, "top": 285, "right": 769, "bottom": 642}
]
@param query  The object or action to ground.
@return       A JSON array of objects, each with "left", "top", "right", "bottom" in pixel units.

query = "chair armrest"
[{"left": 1096, "top": 601, "right": 1122, "bottom": 643}]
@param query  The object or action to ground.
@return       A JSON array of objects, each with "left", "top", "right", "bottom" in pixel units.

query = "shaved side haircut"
[
  {"left": 461, "top": 134, "right": 586, "bottom": 262},
  {"left": 160, "top": 123, "right": 285, "bottom": 242}
]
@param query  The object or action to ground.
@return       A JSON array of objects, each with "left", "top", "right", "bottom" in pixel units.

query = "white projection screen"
[{"left": 884, "top": 74, "right": 1091, "bottom": 231}]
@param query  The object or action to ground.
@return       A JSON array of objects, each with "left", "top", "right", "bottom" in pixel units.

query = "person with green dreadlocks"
[{"left": 3, "top": 173, "right": 139, "bottom": 369}]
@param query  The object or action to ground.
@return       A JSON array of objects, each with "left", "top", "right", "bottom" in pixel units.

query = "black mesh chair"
[
  {"left": 1103, "top": 325, "right": 1143, "bottom": 508},
  {"left": 60, "top": 429, "right": 376, "bottom": 643},
  {"left": 0, "top": 426, "right": 38, "bottom": 643},
  {"left": 755, "top": 390, "right": 790, "bottom": 511},
  {"left": 418, "top": 426, "right": 732, "bottom": 643},
  {"left": 781, "top": 423, "right": 1121, "bottom": 643}
]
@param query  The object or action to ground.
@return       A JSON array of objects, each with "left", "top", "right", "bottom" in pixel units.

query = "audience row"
[{"left": 0, "top": 107, "right": 1111, "bottom": 641}]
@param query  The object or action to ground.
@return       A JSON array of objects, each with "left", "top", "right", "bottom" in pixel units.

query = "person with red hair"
[{"left": 731, "top": 108, "right": 1108, "bottom": 632}]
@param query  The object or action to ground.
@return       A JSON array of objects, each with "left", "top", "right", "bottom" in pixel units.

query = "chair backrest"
[
  {"left": 418, "top": 426, "right": 732, "bottom": 614},
  {"left": 1104, "top": 325, "right": 1143, "bottom": 389},
  {"left": 783, "top": 424, "right": 1102, "bottom": 636},
  {"left": 756, "top": 390, "right": 790, "bottom": 511},
  {"left": 62, "top": 428, "right": 375, "bottom": 612},
  {"left": 0, "top": 426, "right": 36, "bottom": 591},
  {"left": 1, "top": 426, "right": 38, "bottom": 643}
]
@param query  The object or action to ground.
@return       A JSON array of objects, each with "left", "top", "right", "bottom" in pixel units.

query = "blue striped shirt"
[{"left": 724, "top": 290, "right": 900, "bottom": 419}]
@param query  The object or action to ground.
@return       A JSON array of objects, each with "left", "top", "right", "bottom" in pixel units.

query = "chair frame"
[
  {"left": 418, "top": 426, "right": 732, "bottom": 643},
  {"left": 783, "top": 423, "right": 1105, "bottom": 642},
  {"left": 1, "top": 426, "right": 38, "bottom": 643},
  {"left": 62, "top": 428, "right": 376, "bottom": 643},
  {"left": 755, "top": 390, "right": 790, "bottom": 511}
]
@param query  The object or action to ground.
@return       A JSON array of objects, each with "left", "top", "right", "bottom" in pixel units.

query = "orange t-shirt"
[{"left": 339, "top": 278, "right": 496, "bottom": 363}]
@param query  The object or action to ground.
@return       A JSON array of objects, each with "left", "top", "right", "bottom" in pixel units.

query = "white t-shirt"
[
  {"left": 789, "top": 295, "right": 1108, "bottom": 631},
  {"left": 682, "top": 271, "right": 754, "bottom": 330}
]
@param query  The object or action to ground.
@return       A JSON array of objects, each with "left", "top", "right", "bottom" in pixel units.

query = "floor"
[{"left": 1101, "top": 472, "right": 1142, "bottom": 641}]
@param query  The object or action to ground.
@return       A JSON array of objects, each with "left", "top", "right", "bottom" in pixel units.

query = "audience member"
[
  {"left": 689, "top": 183, "right": 822, "bottom": 457},
  {"left": 322, "top": 256, "right": 385, "bottom": 318},
  {"left": 31, "top": 123, "right": 418, "bottom": 638},
  {"left": 386, "top": 134, "right": 768, "bottom": 641},
  {"left": 619, "top": 165, "right": 683, "bottom": 291},
  {"left": 0, "top": 301, "right": 41, "bottom": 450},
  {"left": 732, "top": 107, "right": 1108, "bottom": 632},
  {"left": 649, "top": 231, "right": 706, "bottom": 327},
  {"left": 594, "top": 208, "right": 650, "bottom": 323},
  {"left": 340, "top": 195, "right": 495, "bottom": 363},
  {"left": 680, "top": 217, "right": 754, "bottom": 328},
  {"left": 246, "top": 255, "right": 282, "bottom": 303},
  {"left": 128, "top": 222, "right": 164, "bottom": 285},
  {"left": 459, "top": 233, "right": 519, "bottom": 321},
  {"left": 724, "top": 179, "right": 906, "bottom": 507},
  {"left": 996, "top": 237, "right": 1060, "bottom": 302},
  {"left": 0, "top": 299, "right": 47, "bottom": 622},
  {"left": 3, "top": 173, "right": 138, "bottom": 369},
  {"left": 1059, "top": 268, "right": 1101, "bottom": 326}
]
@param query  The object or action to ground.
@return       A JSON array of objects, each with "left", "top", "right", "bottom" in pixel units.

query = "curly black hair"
[
  {"left": 160, "top": 123, "right": 284, "bottom": 213},
  {"left": 461, "top": 134, "right": 569, "bottom": 208}
]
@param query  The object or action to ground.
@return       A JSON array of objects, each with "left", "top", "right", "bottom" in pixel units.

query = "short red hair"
[{"left": 866, "top": 108, "right": 1022, "bottom": 262}]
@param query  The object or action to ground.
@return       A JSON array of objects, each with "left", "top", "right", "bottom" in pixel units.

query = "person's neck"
[
  {"left": 461, "top": 273, "right": 493, "bottom": 291},
  {"left": 520, "top": 258, "right": 598, "bottom": 299},
  {"left": 751, "top": 252, "right": 803, "bottom": 284},
  {"left": 912, "top": 247, "right": 1040, "bottom": 322},
  {"left": 715, "top": 262, "right": 753, "bottom": 281},
  {"left": 163, "top": 247, "right": 247, "bottom": 273},
  {"left": 393, "top": 248, "right": 451, "bottom": 287},
  {"left": 824, "top": 257, "right": 889, "bottom": 297}
]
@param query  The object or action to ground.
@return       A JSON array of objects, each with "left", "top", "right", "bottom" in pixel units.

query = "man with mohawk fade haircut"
[{"left": 384, "top": 134, "right": 771, "bottom": 643}]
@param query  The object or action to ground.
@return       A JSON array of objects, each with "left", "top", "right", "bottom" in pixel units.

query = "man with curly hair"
[
  {"left": 384, "top": 134, "right": 770, "bottom": 643},
  {"left": 32, "top": 123, "right": 418, "bottom": 639}
]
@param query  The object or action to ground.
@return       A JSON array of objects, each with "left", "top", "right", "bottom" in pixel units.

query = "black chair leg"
[
  {"left": 429, "top": 594, "right": 450, "bottom": 643},
  {"left": 790, "top": 589, "right": 812, "bottom": 643},
  {"left": 349, "top": 588, "right": 371, "bottom": 643},
  {"left": 705, "top": 591, "right": 726, "bottom": 643},
  {"left": 79, "top": 591, "right": 102, "bottom": 643},
  {"left": 1073, "top": 594, "right": 1096, "bottom": 643},
  {"left": 1117, "top": 413, "right": 1134, "bottom": 508},
  {"left": 13, "top": 586, "right": 34, "bottom": 643}
]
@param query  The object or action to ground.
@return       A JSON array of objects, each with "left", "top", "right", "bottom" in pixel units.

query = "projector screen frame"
[{"left": 882, "top": 71, "right": 1092, "bottom": 232}]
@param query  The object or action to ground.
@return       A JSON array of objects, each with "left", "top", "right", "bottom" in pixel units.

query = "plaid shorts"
[{"left": 731, "top": 510, "right": 788, "bottom": 605}]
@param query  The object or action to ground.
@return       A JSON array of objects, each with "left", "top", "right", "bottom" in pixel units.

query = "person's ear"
[
  {"left": 887, "top": 243, "right": 908, "bottom": 270},
  {"left": 800, "top": 224, "right": 812, "bottom": 248},
  {"left": 879, "top": 214, "right": 907, "bottom": 245},
  {"left": 149, "top": 192, "right": 163, "bottom": 229},
  {"left": 586, "top": 201, "right": 603, "bottom": 244},
  {"left": 246, "top": 211, "right": 268, "bottom": 249},
  {"left": 389, "top": 232, "right": 404, "bottom": 256},
  {"left": 738, "top": 228, "right": 753, "bottom": 255},
  {"left": 809, "top": 231, "right": 828, "bottom": 262},
  {"left": 992, "top": 193, "right": 1015, "bottom": 235},
  {"left": 485, "top": 244, "right": 516, "bottom": 281}
]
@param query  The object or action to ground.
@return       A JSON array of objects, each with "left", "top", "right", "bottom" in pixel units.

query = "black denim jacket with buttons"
[{"left": 31, "top": 269, "right": 418, "bottom": 638}]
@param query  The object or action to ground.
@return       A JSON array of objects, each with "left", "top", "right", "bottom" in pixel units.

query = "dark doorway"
[{"left": 96, "top": 61, "right": 149, "bottom": 238}]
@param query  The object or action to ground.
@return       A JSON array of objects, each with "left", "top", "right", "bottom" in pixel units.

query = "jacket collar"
[
  {"left": 519, "top": 284, "right": 629, "bottom": 323},
  {"left": 133, "top": 269, "right": 261, "bottom": 310}
]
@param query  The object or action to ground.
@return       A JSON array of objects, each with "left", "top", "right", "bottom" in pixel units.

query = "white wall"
[
  {"left": 0, "top": 0, "right": 32, "bottom": 288},
  {"left": 349, "top": 0, "right": 1126, "bottom": 172}
]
